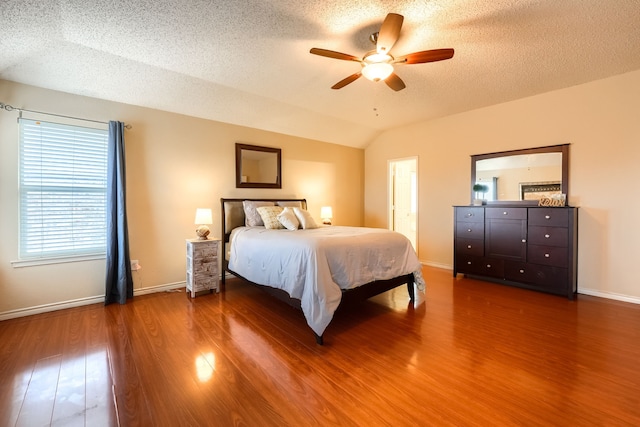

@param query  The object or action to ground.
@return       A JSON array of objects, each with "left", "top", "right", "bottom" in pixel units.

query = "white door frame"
[{"left": 388, "top": 156, "right": 418, "bottom": 253}]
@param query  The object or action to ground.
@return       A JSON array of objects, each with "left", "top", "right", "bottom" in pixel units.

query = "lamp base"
[
  {"left": 196, "top": 225, "right": 210, "bottom": 240},
  {"left": 322, "top": 220, "right": 332, "bottom": 225}
]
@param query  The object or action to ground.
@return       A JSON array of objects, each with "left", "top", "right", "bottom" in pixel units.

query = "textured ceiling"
[{"left": 2, "top": 0, "right": 640, "bottom": 148}]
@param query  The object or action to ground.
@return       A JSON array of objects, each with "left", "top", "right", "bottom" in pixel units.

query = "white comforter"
[{"left": 228, "top": 226, "right": 425, "bottom": 336}]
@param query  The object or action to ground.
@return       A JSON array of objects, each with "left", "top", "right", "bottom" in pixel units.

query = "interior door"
[{"left": 389, "top": 158, "right": 417, "bottom": 251}]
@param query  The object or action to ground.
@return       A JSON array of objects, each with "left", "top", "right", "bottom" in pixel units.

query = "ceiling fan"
[{"left": 310, "top": 13, "right": 454, "bottom": 91}]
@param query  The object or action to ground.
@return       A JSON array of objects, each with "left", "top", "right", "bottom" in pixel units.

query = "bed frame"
[{"left": 220, "top": 198, "right": 415, "bottom": 345}]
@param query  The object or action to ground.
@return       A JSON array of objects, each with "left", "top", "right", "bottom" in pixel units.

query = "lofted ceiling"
[{"left": 2, "top": 0, "right": 640, "bottom": 149}]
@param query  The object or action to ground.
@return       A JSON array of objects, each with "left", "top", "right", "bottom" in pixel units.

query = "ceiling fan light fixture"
[
  {"left": 361, "top": 62, "right": 394, "bottom": 81},
  {"left": 362, "top": 52, "right": 394, "bottom": 81}
]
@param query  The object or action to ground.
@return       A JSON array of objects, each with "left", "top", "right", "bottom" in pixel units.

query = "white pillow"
[
  {"left": 293, "top": 207, "right": 318, "bottom": 229},
  {"left": 243, "top": 201, "right": 274, "bottom": 227},
  {"left": 256, "top": 206, "right": 285, "bottom": 229},
  {"left": 277, "top": 207, "right": 299, "bottom": 230}
]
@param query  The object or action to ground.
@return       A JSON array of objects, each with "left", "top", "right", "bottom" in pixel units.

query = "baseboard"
[
  {"left": 577, "top": 288, "right": 640, "bottom": 305},
  {"left": 420, "top": 262, "right": 640, "bottom": 305},
  {"left": 0, "top": 281, "right": 186, "bottom": 321},
  {"left": 421, "top": 260, "right": 453, "bottom": 270},
  {"left": 133, "top": 281, "right": 185, "bottom": 296}
]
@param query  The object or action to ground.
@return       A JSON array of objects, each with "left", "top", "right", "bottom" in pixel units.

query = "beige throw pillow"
[
  {"left": 256, "top": 206, "right": 285, "bottom": 229},
  {"left": 293, "top": 207, "right": 318, "bottom": 229}
]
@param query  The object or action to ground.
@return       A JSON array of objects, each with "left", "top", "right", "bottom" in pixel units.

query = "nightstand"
[{"left": 186, "top": 238, "right": 220, "bottom": 298}]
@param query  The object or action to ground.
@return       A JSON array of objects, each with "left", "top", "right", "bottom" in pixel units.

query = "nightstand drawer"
[
  {"left": 189, "top": 245, "right": 218, "bottom": 257},
  {"left": 195, "top": 246, "right": 217, "bottom": 258}
]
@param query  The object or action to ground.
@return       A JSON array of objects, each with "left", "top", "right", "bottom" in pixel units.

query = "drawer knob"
[
  {"left": 545, "top": 215, "right": 550, "bottom": 219},
  {"left": 503, "top": 211, "right": 508, "bottom": 215},
  {"left": 487, "top": 264, "right": 492, "bottom": 268},
  {"left": 545, "top": 234, "right": 550, "bottom": 238},
  {"left": 466, "top": 213, "right": 473, "bottom": 217},
  {"left": 545, "top": 253, "right": 550, "bottom": 258},
  {"left": 467, "top": 245, "right": 472, "bottom": 249},
  {"left": 467, "top": 228, "right": 472, "bottom": 232},
  {"left": 467, "top": 261, "right": 472, "bottom": 265},
  {"left": 521, "top": 239, "right": 526, "bottom": 243},
  {"left": 519, "top": 269, "right": 525, "bottom": 274}
]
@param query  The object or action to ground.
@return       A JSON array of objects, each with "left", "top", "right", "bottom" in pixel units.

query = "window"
[{"left": 19, "top": 119, "right": 109, "bottom": 260}]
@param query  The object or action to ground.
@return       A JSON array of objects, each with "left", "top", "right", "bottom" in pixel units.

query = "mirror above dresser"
[{"left": 471, "top": 144, "right": 569, "bottom": 205}]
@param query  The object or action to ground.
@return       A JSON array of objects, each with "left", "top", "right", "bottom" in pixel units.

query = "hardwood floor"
[{"left": 1, "top": 266, "right": 639, "bottom": 426}]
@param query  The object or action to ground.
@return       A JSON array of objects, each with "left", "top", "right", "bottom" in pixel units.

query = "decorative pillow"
[
  {"left": 277, "top": 207, "right": 299, "bottom": 230},
  {"left": 256, "top": 206, "right": 285, "bottom": 229},
  {"left": 243, "top": 201, "right": 274, "bottom": 227},
  {"left": 293, "top": 207, "right": 318, "bottom": 229}
]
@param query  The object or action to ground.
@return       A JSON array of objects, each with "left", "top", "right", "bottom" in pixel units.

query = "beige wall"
[
  {"left": 0, "top": 80, "right": 364, "bottom": 316},
  {"left": 365, "top": 69, "right": 640, "bottom": 301}
]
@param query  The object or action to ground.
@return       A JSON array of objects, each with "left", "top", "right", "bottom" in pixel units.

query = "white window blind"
[{"left": 19, "top": 119, "right": 109, "bottom": 259}]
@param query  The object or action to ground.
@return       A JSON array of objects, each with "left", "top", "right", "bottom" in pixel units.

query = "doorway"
[{"left": 388, "top": 157, "right": 417, "bottom": 251}]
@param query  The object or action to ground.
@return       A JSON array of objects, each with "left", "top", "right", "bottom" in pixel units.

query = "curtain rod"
[{"left": 0, "top": 102, "right": 132, "bottom": 129}]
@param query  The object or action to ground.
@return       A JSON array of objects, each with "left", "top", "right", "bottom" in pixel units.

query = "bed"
[{"left": 220, "top": 198, "right": 425, "bottom": 345}]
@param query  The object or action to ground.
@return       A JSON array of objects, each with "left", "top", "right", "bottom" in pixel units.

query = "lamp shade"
[
  {"left": 320, "top": 206, "right": 333, "bottom": 219},
  {"left": 194, "top": 208, "right": 213, "bottom": 225}
]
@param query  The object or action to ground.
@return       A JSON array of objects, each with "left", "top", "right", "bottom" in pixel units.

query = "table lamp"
[
  {"left": 320, "top": 206, "right": 333, "bottom": 225},
  {"left": 194, "top": 208, "right": 213, "bottom": 239}
]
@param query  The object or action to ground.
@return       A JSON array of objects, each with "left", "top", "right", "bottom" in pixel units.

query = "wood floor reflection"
[{"left": 1, "top": 266, "right": 639, "bottom": 426}]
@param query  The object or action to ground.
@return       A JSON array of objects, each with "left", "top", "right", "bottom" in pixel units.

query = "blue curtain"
[{"left": 105, "top": 121, "right": 133, "bottom": 305}]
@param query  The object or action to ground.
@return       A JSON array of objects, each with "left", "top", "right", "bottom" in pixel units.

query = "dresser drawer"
[
  {"left": 504, "top": 261, "right": 568, "bottom": 291},
  {"left": 528, "top": 208, "right": 569, "bottom": 227},
  {"left": 486, "top": 207, "right": 527, "bottom": 220},
  {"left": 457, "top": 255, "right": 504, "bottom": 278},
  {"left": 456, "top": 207, "right": 485, "bottom": 222},
  {"left": 456, "top": 238, "right": 484, "bottom": 256},
  {"left": 528, "top": 244, "right": 568, "bottom": 268},
  {"left": 456, "top": 222, "right": 484, "bottom": 239},
  {"left": 528, "top": 226, "right": 568, "bottom": 247}
]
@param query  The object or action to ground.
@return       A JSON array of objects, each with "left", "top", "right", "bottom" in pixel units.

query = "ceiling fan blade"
[
  {"left": 396, "top": 48, "right": 455, "bottom": 64},
  {"left": 331, "top": 72, "right": 362, "bottom": 89},
  {"left": 385, "top": 72, "right": 406, "bottom": 91},
  {"left": 310, "top": 48, "right": 362, "bottom": 62},
  {"left": 377, "top": 13, "right": 403, "bottom": 54}
]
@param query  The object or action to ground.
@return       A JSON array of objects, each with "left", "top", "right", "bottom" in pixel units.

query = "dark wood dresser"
[{"left": 454, "top": 206, "right": 578, "bottom": 299}]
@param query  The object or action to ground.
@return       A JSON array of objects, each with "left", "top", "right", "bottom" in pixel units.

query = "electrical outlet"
[{"left": 131, "top": 260, "right": 140, "bottom": 271}]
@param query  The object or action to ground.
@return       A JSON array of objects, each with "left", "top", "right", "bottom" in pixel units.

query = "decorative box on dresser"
[
  {"left": 454, "top": 206, "right": 578, "bottom": 299},
  {"left": 186, "top": 238, "right": 221, "bottom": 297}
]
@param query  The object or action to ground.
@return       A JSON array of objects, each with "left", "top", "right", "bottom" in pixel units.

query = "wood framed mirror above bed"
[{"left": 219, "top": 197, "right": 423, "bottom": 345}]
